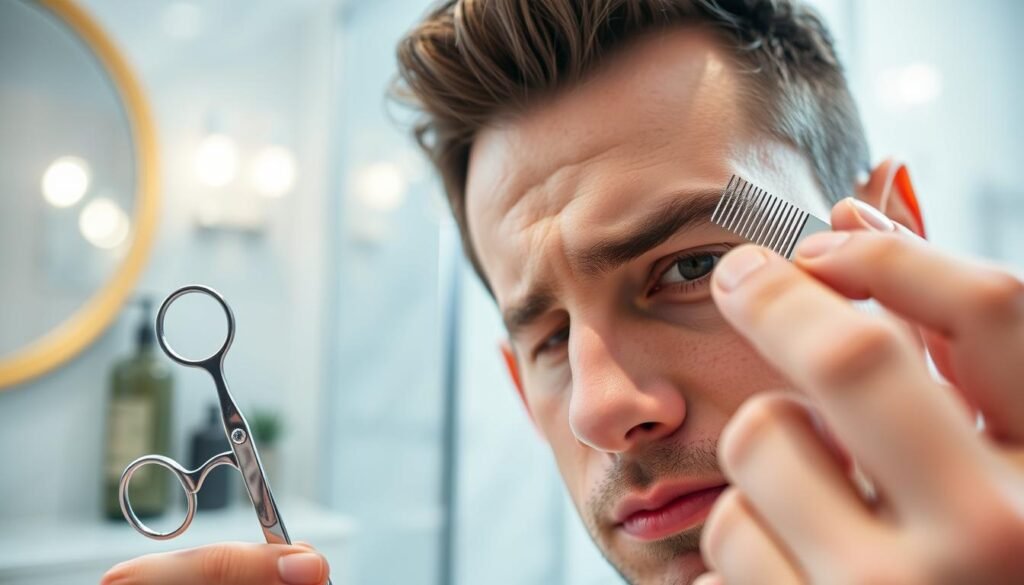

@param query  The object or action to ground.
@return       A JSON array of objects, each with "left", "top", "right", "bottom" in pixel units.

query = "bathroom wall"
[{"left": 853, "top": 0, "right": 1024, "bottom": 266}]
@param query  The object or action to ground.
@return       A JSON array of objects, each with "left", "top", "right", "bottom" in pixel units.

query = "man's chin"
[
  {"left": 605, "top": 525, "right": 709, "bottom": 585},
  {"left": 650, "top": 549, "right": 707, "bottom": 585},
  {"left": 615, "top": 550, "right": 708, "bottom": 585}
]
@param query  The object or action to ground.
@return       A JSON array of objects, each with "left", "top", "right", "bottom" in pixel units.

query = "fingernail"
[
  {"left": 278, "top": 553, "right": 325, "bottom": 585},
  {"left": 715, "top": 246, "right": 767, "bottom": 292},
  {"left": 796, "top": 231, "right": 851, "bottom": 259},
  {"left": 847, "top": 198, "right": 894, "bottom": 231}
]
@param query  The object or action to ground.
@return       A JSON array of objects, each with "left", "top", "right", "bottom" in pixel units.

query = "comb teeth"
[{"left": 712, "top": 175, "right": 827, "bottom": 259}]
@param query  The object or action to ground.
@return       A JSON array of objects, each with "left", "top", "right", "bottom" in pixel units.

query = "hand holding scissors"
[{"left": 106, "top": 285, "right": 332, "bottom": 585}]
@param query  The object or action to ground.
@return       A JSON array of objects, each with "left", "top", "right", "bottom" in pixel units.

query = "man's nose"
[{"left": 567, "top": 325, "right": 686, "bottom": 453}]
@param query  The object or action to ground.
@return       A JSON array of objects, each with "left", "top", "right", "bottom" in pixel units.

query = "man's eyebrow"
[
  {"left": 502, "top": 287, "right": 556, "bottom": 340},
  {"left": 572, "top": 188, "right": 725, "bottom": 276},
  {"left": 500, "top": 188, "right": 724, "bottom": 339}
]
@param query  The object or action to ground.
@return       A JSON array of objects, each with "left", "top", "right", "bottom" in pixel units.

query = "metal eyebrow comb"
[{"left": 711, "top": 175, "right": 831, "bottom": 259}]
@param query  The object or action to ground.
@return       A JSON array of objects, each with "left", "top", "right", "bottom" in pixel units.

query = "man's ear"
[
  {"left": 500, "top": 341, "right": 543, "bottom": 436},
  {"left": 855, "top": 157, "right": 926, "bottom": 238}
]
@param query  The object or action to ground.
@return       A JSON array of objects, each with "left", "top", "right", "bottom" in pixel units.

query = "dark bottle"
[
  {"left": 103, "top": 298, "right": 173, "bottom": 520},
  {"left": 191, "top": 404, "right": 231, "bottom": 510}
]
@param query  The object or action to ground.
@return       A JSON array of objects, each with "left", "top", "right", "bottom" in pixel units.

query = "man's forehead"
[
  {"left": 465, "top": 29, "right": 738, "bottom": 216},
  {"left": 464, "top": 30, "right": 746, "bottom": 307}
]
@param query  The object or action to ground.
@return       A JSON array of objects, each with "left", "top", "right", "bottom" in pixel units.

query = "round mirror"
[{"left": 0, "top": 0, "right": 158, "bottom": 388}]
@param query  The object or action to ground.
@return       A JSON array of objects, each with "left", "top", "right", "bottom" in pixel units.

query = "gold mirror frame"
[{"left": 0, "top": 0, "right": 159, "bottom": 389}]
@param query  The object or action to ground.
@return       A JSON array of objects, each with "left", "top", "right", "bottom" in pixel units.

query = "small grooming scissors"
[{"left": 119, "top": 285, "right": 329, "bottom": 582}]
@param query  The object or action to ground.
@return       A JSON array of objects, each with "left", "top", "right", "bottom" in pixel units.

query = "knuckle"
[
  {"left": 966, "top": 270, "right": 1024, "bottom": 324},
  {"left": 848, "top": 232, "right": 904, "bottom": 274},
  {"left": 199, "top": 544, "right": 249, "bottom": 583},
  {"left": 859, "top": 231, "right": 902, "bottom": 261},
  {"left": 805, "top": 320, "right": 903, "bottom": 389}
]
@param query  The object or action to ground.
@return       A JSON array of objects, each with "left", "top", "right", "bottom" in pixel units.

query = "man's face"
[{"left": 465, "top": 29, "right": 832, "bottom": 585}]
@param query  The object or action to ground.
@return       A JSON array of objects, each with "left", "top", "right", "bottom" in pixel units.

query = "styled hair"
[{"left": 394, "top": 0, "right": 869, "bottom": 284}]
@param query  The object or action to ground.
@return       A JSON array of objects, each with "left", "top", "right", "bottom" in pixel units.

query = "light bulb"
[
  {"left": 251, "top": 145, "right": 297, "bottom": 198},
  {"left": 79, "top": 197, "right": 130, "bottom": 249},
  {"left": 876, "top": 63, "right": 942, "bottom": 109},
  {"left": 354, "top": 162, "right": 406, "bottom": 212},
  {"left": 195, "top": 133, "right": 239, "bottom": 187},
  {"left": 42, "top": 156, "right": 90, "bottom": 208}
]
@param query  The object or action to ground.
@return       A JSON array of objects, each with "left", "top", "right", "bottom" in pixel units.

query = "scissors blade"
[{"left": 233, "top": 432, "right": 291, "bottom": 544}]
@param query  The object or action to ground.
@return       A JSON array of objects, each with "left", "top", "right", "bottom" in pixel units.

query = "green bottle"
[{"left": 103, "top": 297, "right": 174, "bottom": 520}]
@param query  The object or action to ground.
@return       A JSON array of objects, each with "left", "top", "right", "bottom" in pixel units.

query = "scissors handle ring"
[
  {"left": 155, "top": 285, "right": 236, "bottom": 369},
  {"left": 119, "top": 454, "right": 197, "bottom": 540},
  {"left": 119, "top": 451, "right": 238, "bottom": 540}
]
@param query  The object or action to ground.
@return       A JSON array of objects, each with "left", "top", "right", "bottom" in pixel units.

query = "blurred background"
[{"left": 0, "top": 0, "right": 1021, "bottom": 583}]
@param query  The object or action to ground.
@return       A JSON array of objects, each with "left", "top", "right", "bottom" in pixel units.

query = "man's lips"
[{"left": 614, "top": 482, "right": 728, "bottom": 541}]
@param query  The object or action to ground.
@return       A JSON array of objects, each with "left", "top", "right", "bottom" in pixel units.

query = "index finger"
[
  {"left": 794, "top": 228, "right": 1024, "bottom": 442},
  {"left": 710, "top": 245, "right": 987, "bottom": 517}
]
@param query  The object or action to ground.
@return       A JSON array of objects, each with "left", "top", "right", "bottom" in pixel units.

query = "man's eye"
[
  {"left": 535, "top": 326, "right": 569, "bottom": 357},
  {"left": 656, "top": 252, "right": 721, "bottom": 288}
]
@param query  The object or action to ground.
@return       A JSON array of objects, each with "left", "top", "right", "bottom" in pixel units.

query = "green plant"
[{"left": 249, "top": 409, "right": 284, "bottom": 445}]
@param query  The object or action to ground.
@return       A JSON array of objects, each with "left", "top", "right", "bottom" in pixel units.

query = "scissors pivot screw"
[{"left": 231, "top": 428, "right": 247, "bottom": 444}]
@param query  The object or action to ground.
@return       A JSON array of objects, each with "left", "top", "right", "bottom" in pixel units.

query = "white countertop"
[{"left": 0, "top": 499, "right": 355, "bottom": 585}]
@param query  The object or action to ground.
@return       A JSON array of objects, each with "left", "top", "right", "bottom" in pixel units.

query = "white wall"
[
  {"left": 322, "top": 1, "right": 445, "bottom": 583},
  {"left": 852, "top": 0, "right": 1024, "bottom": 266}
]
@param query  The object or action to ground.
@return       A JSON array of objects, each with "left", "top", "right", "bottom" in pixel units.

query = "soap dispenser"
[{"left": 103, "top": 297, "right": 174, "bottom": 520}]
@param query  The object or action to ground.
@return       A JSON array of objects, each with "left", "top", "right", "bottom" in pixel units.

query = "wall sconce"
[{"left": 191, "top": 114, "right": 298, "bottom": 234}]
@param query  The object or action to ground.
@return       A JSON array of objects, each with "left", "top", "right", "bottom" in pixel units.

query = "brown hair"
[{"left": 394, "top": 0, "right": 869, "bottom": 284}]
